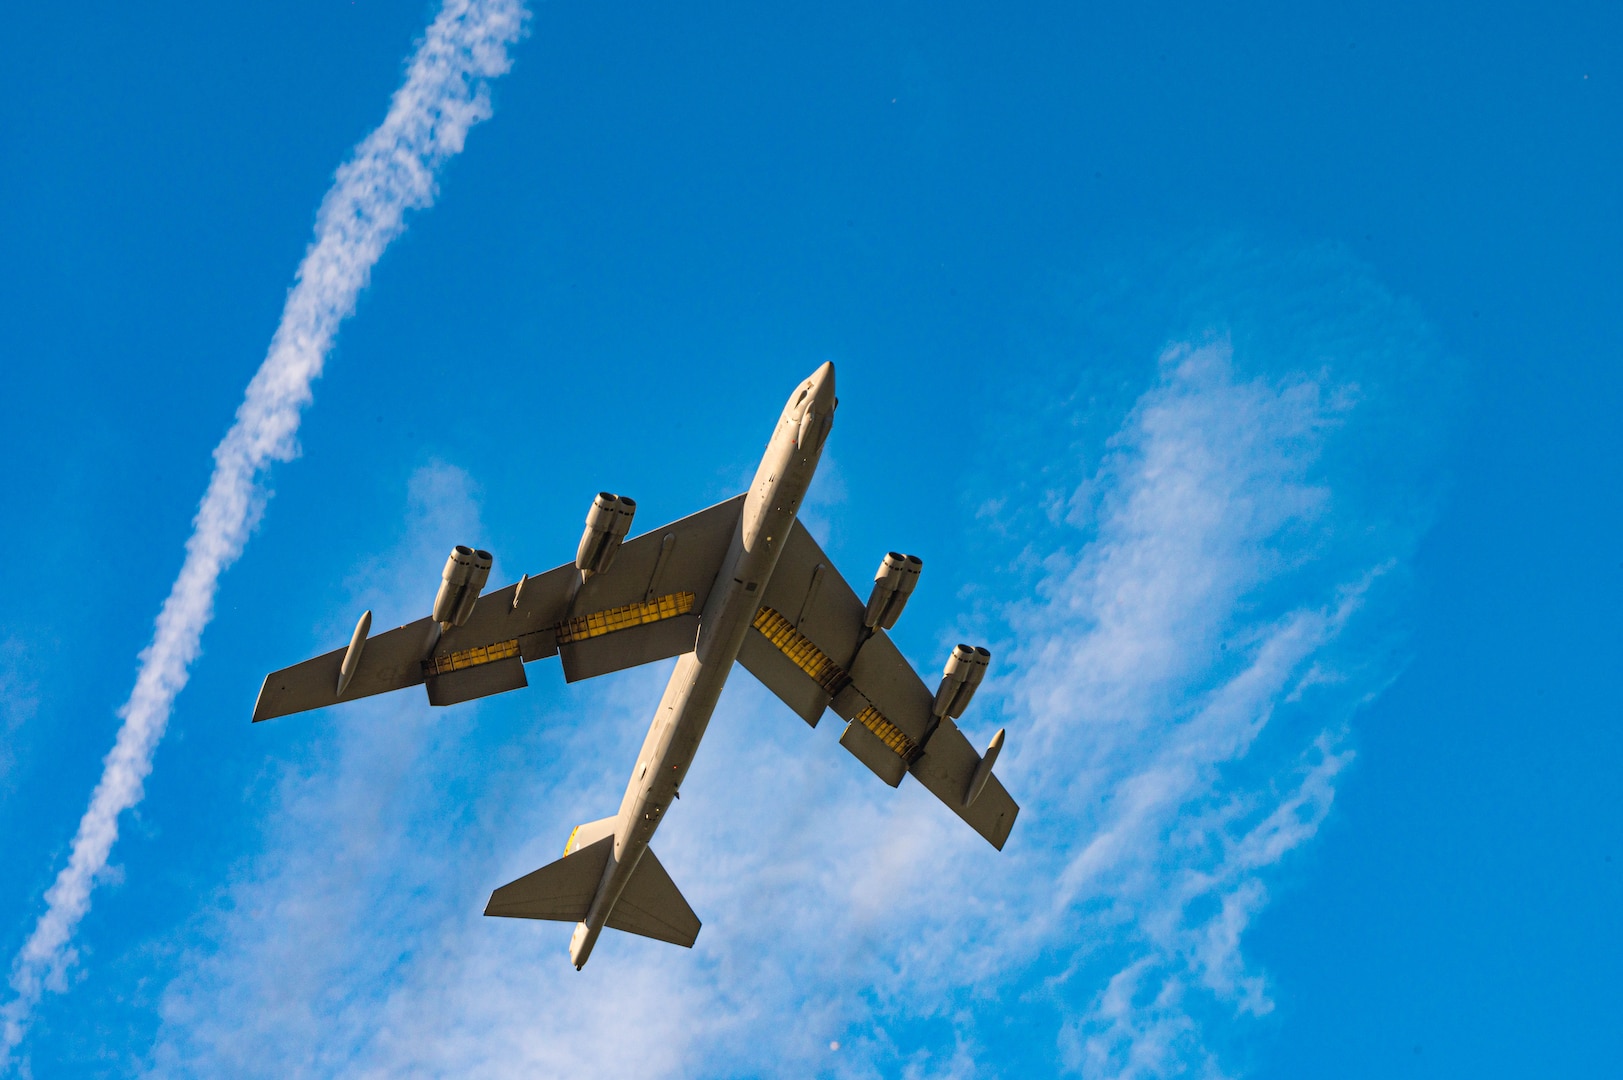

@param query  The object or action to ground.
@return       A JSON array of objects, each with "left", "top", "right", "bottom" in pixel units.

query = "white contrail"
[{"left": 0, "top": 0, "right": 527, "bottom": 1065}]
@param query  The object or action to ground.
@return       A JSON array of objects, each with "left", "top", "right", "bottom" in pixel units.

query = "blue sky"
[{"left": 1, "top": 1, "right": 1618, "bottom": 1076}]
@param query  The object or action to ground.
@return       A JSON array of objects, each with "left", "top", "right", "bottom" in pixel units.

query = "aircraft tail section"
[{"left": 484, "top": 827, "right": 701, "bottom": 950}]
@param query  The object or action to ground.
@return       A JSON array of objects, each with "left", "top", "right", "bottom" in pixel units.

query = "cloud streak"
[
  {"left": 1021, "top": 345, "right": 1374, "bottom": 1076},
  {"left": 0, "top": 1, "right": 527, "bottom": 1066}
]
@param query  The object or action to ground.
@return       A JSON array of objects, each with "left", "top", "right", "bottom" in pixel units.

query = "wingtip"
[
  {"left": 991, "top": 803, "right": 1020, "bottom": 851},
  {"left": 250, "top": 673, "right": 274, "bottom": 723}
]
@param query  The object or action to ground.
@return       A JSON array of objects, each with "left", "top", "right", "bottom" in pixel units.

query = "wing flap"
[
  {"left": 736, "top": 620, "right": 830, "bottom": 726},
  {"left": 838, "top": 719, "right": 907, "bottom": 787},
  {"left": 844, "top": 633, "right": 935, "bottom": 744},
  {"left": 756, "top": 525, "right": 867, "bottom": 670},
  {"left": 425, "top": 654, "right": 528, "bottom": 706},
  {"left": 559, "top": 614, "right": 700, "bottom": 682}
]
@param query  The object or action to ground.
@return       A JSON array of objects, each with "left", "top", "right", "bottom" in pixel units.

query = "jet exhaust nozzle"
[
  {"left": 576, "top": 493, "right": 636, "bottom": 578},
  {"left": 433, "top": 544, "right": 493, "bottom": 627},
  {"left": 863, "top": 552, "right": 923, "bottom": 630},
  {"left": 933, "top": 644, "right": 990, "bottom": 718}
]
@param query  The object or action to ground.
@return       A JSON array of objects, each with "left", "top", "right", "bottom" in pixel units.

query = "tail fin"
[{"left": 564, "top": 815, "right": 617, "bottom": 857}]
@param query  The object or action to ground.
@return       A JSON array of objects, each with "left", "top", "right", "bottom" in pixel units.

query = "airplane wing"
[
  {"left": 252, "top": 494, "right": 745, "bottom": 722},
  {"left": 738, "top": 521, "right": 1019, "bottom": 849}
]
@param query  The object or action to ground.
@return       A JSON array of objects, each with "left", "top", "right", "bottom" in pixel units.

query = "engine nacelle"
[
  {"left": 575, "top": 492, "right": 636, "bottom": 578},
  {"left": 863, "top": 552, "right": 922, "bottom": 630},
  {"left": 932, "top": 643, "right": 991, "bottom": 719},
  {"left": 432, "top": 545, "right": 493, "bottom": 627}
]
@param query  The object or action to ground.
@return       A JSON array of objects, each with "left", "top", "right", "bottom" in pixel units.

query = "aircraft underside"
[{"left": 252, "top": 363, "right": 1017, "bottom": 967}]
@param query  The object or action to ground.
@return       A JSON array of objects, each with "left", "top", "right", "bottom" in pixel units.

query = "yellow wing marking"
[
  {"left": 555, "top": 591, "right": 696, "bottom": 645},
  {"left": 751, "top": 606, "right": 848, "bottom": 694},
  {"left": 852, "top": 704, "right": 920, "bottom": 761},
  {"left": 752, "top": 606, "right": 919, "bottom": 762},
  {"left": 423, "top": 638, "right": 520, "bottom": 677},
  {"left": 424, "top": 592, "right": 696, "bottom": 677}
]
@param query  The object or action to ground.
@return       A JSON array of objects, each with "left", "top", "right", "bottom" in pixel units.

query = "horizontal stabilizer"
[
  {"left": 485, "top": 836, "right": 612, "bottom": 922},
  {"left": 484, "top": 835, "right": 702, "bottom": 949},
  {"left": 606, "top": 847, "right": 701, "bottom": 948}
]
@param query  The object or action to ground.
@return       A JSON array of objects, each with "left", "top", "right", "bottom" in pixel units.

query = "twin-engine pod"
[
  {"left": 576, "top": 492, "right": 637, "bottom": 579},
  {"left": 933, "top": 643, "right": 991, "bottom": 719},
  {"left": 433, "top": 545, "right": 493, "bottom": 628},
  {"left": 863, "top": 552, "right": 922, "bottom": 630}
]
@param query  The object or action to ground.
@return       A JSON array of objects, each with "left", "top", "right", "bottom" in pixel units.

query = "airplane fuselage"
[{"left": 569, "top": 363, "right": 836, "bottom": 968}]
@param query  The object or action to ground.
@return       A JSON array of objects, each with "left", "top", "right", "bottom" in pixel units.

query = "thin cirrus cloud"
[
  {"left": 0, "top": 0, "right": 528, "bottom": 1069},
  {"left": 143, "top": 248, "right": 1446, "bottom": 1079}
]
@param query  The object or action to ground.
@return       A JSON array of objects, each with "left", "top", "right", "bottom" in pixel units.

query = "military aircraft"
[{"left": 253, "top": 362, "right": 1017, "bottom": 968}]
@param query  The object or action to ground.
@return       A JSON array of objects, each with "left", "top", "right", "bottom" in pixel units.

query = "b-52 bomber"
[{"left": 253, "top": 362, "right": 1017, "bottom": 969}]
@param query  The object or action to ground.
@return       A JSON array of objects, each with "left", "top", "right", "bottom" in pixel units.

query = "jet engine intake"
[
  {"left": 432, "top": 545, "right": 493, "bottom": 628},
  {"left": 576, "top": 493, "right": 637, "bottom": 578},
  {"left": 863, "top": 552, "right": 922, "bottom": 630},
  {"left": 932, "top": 643, "right": 991, "bottom": 719}
]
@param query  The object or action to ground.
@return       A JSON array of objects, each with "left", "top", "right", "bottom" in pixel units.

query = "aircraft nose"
[{"left": 811, "top": 361, "right": 836, "bottom": 406}]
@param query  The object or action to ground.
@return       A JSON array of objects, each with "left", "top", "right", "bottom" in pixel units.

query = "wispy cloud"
[
  {"left": 0, "top": 1, "right": 527, "bottom": 1067},
  {"left": 142, "top": 262, "right": 1443, "bottom": 1078},
  {"left": 0, "top": 642, "right": 40, "bottom": 799},
  {"left": 1022, "top": 344, "right": 1378, "bottom": 1076}
]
